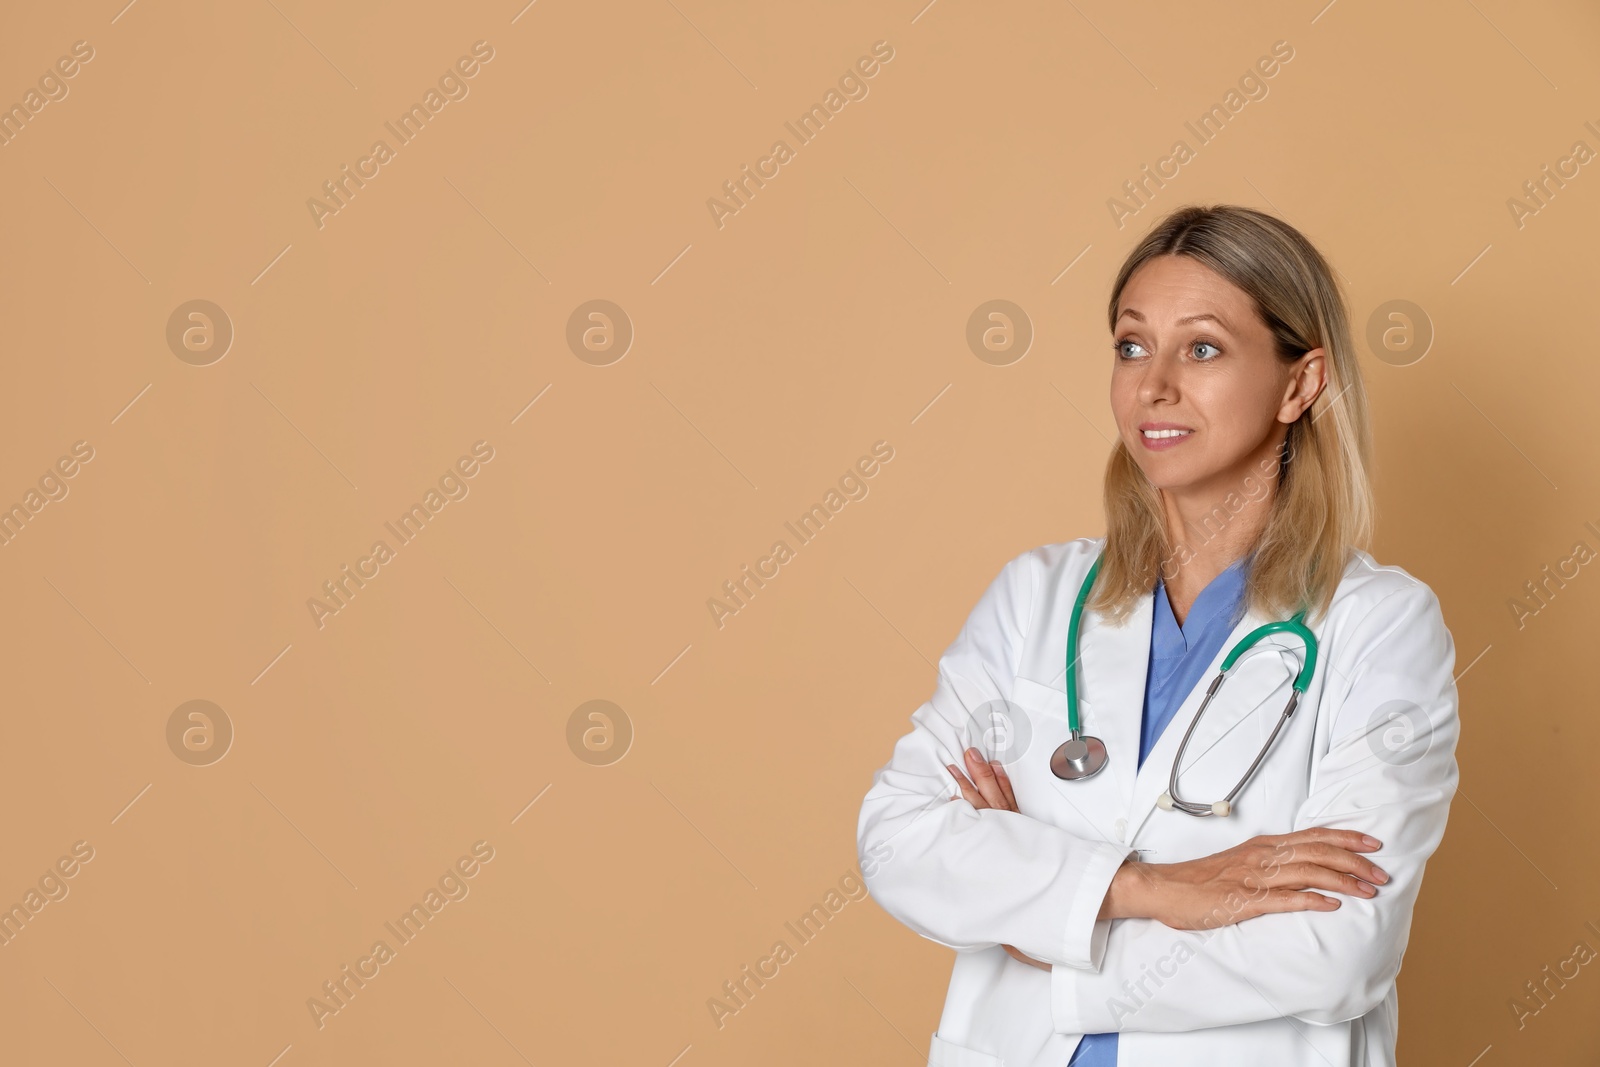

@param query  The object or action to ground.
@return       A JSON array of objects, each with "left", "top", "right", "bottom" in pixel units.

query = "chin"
[
  {"left": 1145, "top": 467, "right": 1216, "bottom": 495},
  {"left": 1135, "top": 460, "right": 1205, "bottom": 493}
]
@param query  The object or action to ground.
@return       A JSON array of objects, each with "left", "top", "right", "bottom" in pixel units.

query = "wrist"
[{"left": 1098, "top": 857, "right": 1159, "bottom": 921}]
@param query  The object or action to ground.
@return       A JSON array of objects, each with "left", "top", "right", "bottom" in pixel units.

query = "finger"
[
  {"left": 1300, "top": 840, "right": 1390, "bottom": 886},
  {"left": 946, "top": 764, "right": 980, "bottom": 805},
  {"left": 962, "top": 748, "right": 1007, "bottom": 808},
  {"left": 1260, "top": 889, "right": 1340, "bottom": 914},
  {"left": 1209, "top": 888, "right": 1340, "bottom": 928},
  {"left": 1271, "top": 826, "right": 1383, "bottom": 853},
  {"left": 1264, "top": 840, "right": 1389, "bottom": 888},
  {"left": 1255, "top": 832, "right": 1387, "bottom": 887},
  {"left": 946, "top": 764, "right": 986, "bottom": 808},
  {"left": 963, "top": 748, "right": 1009, "bottom": 809},
  {"left": 1274, "top": 860, "right": 1378, "bottom": 899},
  {"left": 990, "top": 760, "right": 1020, "bottom": 811},
  {"left": 1002, "top": 944, "right": 1050, "bottom": 971}
]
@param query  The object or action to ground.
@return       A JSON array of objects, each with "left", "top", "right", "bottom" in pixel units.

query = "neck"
[{"left": 1156, "top": 461, "right": 1279, "bottom": 615}]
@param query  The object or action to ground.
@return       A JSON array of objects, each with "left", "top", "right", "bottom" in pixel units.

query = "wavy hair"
[{"left": 1089, "top": 204, "right": 1374, "bottom": 627}]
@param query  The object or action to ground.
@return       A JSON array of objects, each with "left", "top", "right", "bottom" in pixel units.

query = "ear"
[{"left": 1277, "top": 347, "right": 1327, "bottom": 423}]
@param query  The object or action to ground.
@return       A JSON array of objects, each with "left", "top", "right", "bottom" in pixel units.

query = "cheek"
[
  {"left": 1108, "top": 374, "right": 1138, "bottom": 422},
  {"left": 1191, "top": 398, "right": 1279, "bottom": 466},
  {"left": 1205, "top": 375, "right": 1281, "bottom": 431}
]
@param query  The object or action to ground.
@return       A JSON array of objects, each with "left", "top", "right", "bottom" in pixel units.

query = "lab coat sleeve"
[
  {"left": 1050, "top": 581, "right": 1460, "bottom": 1032},
  {"left": 857, "top": 549, "right": 1138, "bottom": 972}
]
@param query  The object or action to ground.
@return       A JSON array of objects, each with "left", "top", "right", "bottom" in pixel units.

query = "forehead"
[{"left": 1116, "top": 256, "right": 1256, "bottom": 330}]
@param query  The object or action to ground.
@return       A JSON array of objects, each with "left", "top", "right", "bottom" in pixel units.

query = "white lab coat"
[{"left": 857, "top": 537, "right": 1460, "bottom": 1067}]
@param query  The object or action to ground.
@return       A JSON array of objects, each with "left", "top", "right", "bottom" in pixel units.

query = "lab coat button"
[{"left": 1113, "top": 817, "right": 1127, "bottom": 839}]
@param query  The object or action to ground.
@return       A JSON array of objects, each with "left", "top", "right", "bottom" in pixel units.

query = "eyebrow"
[{"left": 1116, "top": 309, "right": 1232, "bottom": 330}]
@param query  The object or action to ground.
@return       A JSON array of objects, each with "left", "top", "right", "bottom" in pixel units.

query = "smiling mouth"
[{"left": 1141, "top": 428, "right": 1193, "bottom": 439}]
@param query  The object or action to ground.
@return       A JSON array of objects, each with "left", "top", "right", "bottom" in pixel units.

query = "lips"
[{"left": 1137, "top": 422, "right": 1193, "bottom": 450}]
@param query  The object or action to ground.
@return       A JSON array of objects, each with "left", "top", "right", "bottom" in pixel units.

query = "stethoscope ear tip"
[{"left": 1155, "top": 792, "right": 1232, "bottom": 816}]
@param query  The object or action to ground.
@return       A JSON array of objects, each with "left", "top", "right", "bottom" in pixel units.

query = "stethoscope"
[{"left": 1050, "top": 552, "right": 1319, "bottom": 817}]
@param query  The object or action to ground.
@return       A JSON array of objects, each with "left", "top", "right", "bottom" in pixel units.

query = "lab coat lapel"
[
  {"left": 1123, "top": 598, "right": 1302, "bottom": 839},
  {"left": 1071, "top": 589, "right": 1152, "bottom": 806}
]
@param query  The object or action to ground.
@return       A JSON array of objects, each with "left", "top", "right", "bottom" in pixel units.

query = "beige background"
[{"left": 0, "top": 0, "right": 1596, "bottom": 1064}]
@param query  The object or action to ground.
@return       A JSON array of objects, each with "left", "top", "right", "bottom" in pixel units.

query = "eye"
[
  {"left": 1112, "top": 338, "right": 1144, "bottom": 360},
  {"left": 1192, "top": 341, "right": 1221, "bottom": 361}
]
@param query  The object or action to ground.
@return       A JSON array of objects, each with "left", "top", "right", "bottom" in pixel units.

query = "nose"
[{"left": 1137, "top": 346, "right": 1180, "bottom": 406}]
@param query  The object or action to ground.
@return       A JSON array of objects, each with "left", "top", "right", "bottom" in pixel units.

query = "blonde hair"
[{"left": 1090, "top": 204, "right": 1374, "bottom": 627}]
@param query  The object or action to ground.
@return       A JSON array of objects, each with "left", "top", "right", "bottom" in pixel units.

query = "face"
[{"left": 1109, "top": 254, "right": 1324, "bottom": 502}]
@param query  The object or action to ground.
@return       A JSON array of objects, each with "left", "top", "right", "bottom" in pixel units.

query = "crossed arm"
[{"left": 857, "top": 553, "right": 1460, "bottom": 1033}]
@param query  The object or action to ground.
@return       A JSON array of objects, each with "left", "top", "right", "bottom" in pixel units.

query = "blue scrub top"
[{"left": 1069, "top": 553, "right": 1251, "bottom": 1066}]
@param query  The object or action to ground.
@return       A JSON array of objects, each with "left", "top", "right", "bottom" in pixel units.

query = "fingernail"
[
  {"left": 966, "top": 747, "right": 981, "bottom": 760},
  {"left": 990, "top": 760, "right": 1008, "bottom": 776},
  {"left": 1361, "top": 835, "right": 1381, "bottom": 848},
  {"left": 1372, "top": 868, "right": 1389, "bottom": 884}
]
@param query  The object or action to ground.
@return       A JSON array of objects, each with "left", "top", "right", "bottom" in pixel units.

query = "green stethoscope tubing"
[{"left": 1060, "top": 551, "right": 1320, "bottom": 816}]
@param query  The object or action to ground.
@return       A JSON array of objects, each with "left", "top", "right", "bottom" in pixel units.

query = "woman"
[{"left": 856, "top": 204, "right": 1459, "bottom": 1067}]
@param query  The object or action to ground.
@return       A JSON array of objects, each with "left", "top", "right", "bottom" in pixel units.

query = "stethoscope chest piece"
[{"left": 1050, "top": 733, "right": 1108, "bottom": 780}]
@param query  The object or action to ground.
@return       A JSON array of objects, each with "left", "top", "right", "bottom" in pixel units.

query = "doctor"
[{"left": 856, "top": 203, "right": 1460, "bottom": 1067}]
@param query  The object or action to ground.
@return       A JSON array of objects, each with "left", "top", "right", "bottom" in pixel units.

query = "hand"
[
  {"left": 946, "top": 748, "right": 1051, "bottom": 970},
  {"left": 1115, "top": 827, "right": 1390, "bottom": 930},
  {"left": 945, "top": 746, "right": 1018, "bottom": 812},
  {"left": 944, "top": 754, "right": 1387, "bottom": 956}
]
